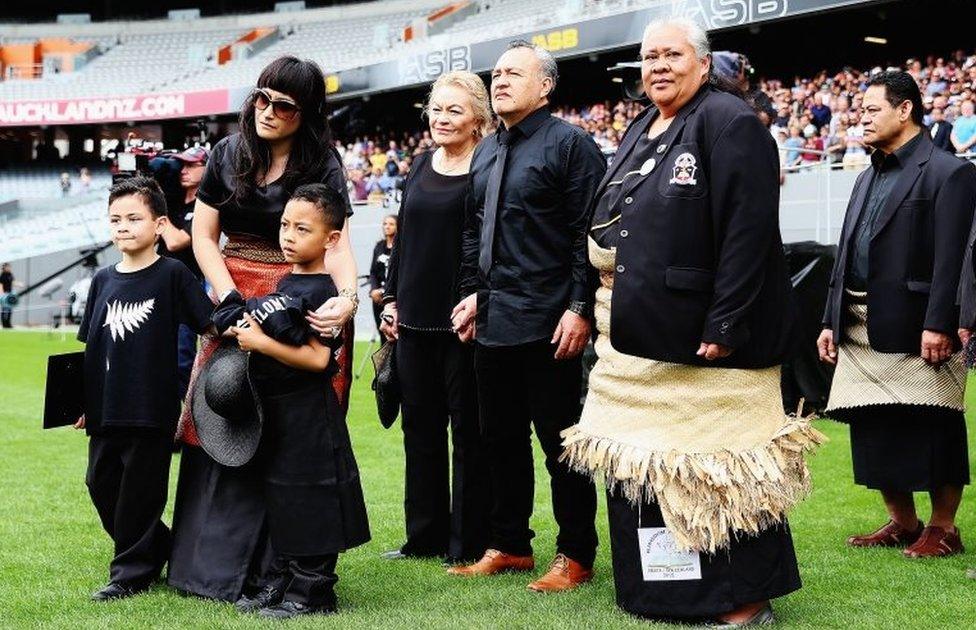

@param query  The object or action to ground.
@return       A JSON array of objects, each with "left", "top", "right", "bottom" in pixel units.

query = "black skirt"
[
  {"left": 168, "top": 382, "right": 370, "bottom": 600},
  {"left": 167, "top": 444, "right": 272, "bottom": 602},
  {"left": 847, "top": 404, "right": 970, "bottom": 491},
  {"left": 607, "top": 489, "right": 801, "bottom": 621},
  {"left": 259, "top": 378, "right": 371, "bottom": 556}
]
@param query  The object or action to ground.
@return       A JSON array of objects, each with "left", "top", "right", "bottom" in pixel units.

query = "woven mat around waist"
[
  {"left": 223, "top": 234, "right": 286, "bottom": 264},
  {"left": 560, "top": 238, "right": 824, "bottom": 553},
  {"left": 825, "top": 289, "right": 966, "bottom": 415}
]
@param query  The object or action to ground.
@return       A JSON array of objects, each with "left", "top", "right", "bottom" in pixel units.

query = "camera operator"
[
  {"left": 156, "top": 146, "right": 210, "bottom": 398},
  {"left": 158, "top": 147, "right": 208, "bottom": 281}
]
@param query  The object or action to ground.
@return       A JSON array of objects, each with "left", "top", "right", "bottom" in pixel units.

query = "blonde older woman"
[
  {"left": 379, "top": 71, "right": 493, "bottom": 563},
  {"left": 560, "top": 19, "right": 824, "bottom": 626}
]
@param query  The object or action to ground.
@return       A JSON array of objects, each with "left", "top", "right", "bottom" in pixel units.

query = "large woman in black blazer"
[{"left": 560, "top": 18, "right": 823, "bottom": 626}]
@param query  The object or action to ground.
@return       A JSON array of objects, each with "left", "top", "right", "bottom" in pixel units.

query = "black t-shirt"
[
  {"left": 158, "top": 199, "right": 202, "bottom": 279},
  {"left": 196, "top": 134, "right": 353, "bottom": 244},
  {"left": 77, "top": 257, "right": 214, "bottom": 434},
  {"left": 0, "top": 270, "right": 12, "bottom": 293},
  {"left": 384, "top": 152, "right": 468, "bottom": 330},
  {"left": 248, "top": 273, "right": 343, "bottom": 392},
  {"left": 368, "top": 240, "right": 392, "bottom": 292}
]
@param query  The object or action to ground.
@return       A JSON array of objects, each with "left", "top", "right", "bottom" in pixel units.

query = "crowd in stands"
[
  {"left": 10, "top": 47, "right": 976, "bottom": 205},
  {"left": 331, "top": 47, "right": 976, "bottom": 195}
]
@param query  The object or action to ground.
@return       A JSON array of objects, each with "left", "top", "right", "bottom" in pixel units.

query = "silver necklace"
[{"left": 435, "top": 146, "right": 475, "bottom": 175}]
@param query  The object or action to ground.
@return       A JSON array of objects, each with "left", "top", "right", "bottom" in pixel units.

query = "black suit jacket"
[
  {"left": 823, "top": 132, "right": 976, "bottom": 352},
  {"left": 955, "top": 203, "right": 976, "bottom": 330},
  {"left": 929, "top": 120, "right": 953, "bottom": 152},
  {"left": 603, "top": 85, "right": 793, "bottom": 369}
]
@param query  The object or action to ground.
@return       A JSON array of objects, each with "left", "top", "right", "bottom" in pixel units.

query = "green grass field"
[{"left": 1, "top": 330, "right": 974, "bottom": 629}]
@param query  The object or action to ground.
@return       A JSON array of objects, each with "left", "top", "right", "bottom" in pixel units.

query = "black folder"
[{"left": 43, "top": 351, "right": 85, "bottom": 429}]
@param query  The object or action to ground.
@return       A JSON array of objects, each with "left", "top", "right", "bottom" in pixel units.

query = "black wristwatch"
[{"left": 567, "top": 300, "right": 588, "bottom": 317}]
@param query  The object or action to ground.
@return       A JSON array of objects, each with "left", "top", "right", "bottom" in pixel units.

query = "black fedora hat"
[{"left": 192, "top": 342, "right": 263, "bottom": 467}]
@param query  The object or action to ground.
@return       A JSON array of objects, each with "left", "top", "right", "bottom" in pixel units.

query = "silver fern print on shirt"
[{"left": 102, "top": 298, "right": 155, "bottom": 341}]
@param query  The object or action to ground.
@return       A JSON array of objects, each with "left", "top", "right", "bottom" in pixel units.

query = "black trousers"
[
  {"left": 1, "top": 305, "right": 11, "bottom": 328},
  {"left": 86, "top": 430, "right": 173, "bottom": 586},
  {"left": 396, "top": 330, "right": 490, "bottom": 560},
  {"left": 265, "top": 553, "right": 339, "bottom": 609},
  {"left": 474, "top": 340, "right": 598, "bottom": 567}
]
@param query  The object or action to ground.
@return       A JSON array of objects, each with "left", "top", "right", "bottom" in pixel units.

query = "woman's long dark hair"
[{"left": 234, "top": 56, "right": 333, "bottom": 204}]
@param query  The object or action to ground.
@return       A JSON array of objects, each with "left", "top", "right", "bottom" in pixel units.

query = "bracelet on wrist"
[{"left": 338, "top": 288, "right": 359, "bottom": 315}]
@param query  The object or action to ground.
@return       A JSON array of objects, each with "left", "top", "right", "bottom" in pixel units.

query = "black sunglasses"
[{"left": 253, "top": 88, "right": 301, "bottom": 121}]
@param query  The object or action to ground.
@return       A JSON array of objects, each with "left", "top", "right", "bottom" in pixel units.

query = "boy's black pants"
[
  {"left": 86, "top": 430, "right": 173, "bottom": 586},
  {"left": 265, "top": 554, "right": 339, "bottom": 609}
]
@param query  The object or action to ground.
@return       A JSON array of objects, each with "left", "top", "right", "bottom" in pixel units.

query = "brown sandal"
[
  {"left": 903, "top": 526, "right": 963, "bottom": 558},
  {"left": 847, "top": 520, "right": 923, "bottom": 548}
]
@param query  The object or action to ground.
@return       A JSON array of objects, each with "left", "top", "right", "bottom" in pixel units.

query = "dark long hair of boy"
[{"left": 234, "top": 56, "right": 335, "bottom": 205}]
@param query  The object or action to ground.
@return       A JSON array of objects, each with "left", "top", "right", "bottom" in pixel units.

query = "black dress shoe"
[
  {"left": 91, "top": 581, "right": 148, "bottom": 602},
  {"left": 380, "top": 549, "right": 408, "bottom": 560},
  {"left": 442, "top": 556, "right": 479, "bottom": 567},
  {"left": 235, "top": 584, "right": 283, "bottom": 613},
  {"left": 259, "top": 600, "right": 336, "bottom": 619},
  {"left": 707, "top": 604, "right": 775, "bottom": 627}
]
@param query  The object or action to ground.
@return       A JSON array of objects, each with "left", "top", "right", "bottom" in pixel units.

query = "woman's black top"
[
  {"left": 196, "top": 133, "right": 352, "bottom": 244},
  {"left": 384, "top": 151, "right": 468, "bottom": 330},
  {"left": 591, "top": 129, "right": 661, "bottom": 249}
]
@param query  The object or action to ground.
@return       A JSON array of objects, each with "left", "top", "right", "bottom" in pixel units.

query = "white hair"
[
  {"left": 507, "top": 39, "right": 559, "bottom": 92},
  {"left": 642, "top": 17, "right": 711, "bottom": 60}
]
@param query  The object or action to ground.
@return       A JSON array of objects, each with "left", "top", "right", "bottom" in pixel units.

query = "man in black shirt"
[
  {"left": 158, "top": 146, "right": 209, "bottom": 397},
  {"left": 449, "top": 41, "right": 605, "bottom": 591}
]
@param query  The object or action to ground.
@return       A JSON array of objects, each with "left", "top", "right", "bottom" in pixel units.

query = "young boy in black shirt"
[
  {"left": 213, "top": 183, "right": 369, "bottom": 619},
  {"left": 75, "top": 177, "right": 213, "bottom": 601}
]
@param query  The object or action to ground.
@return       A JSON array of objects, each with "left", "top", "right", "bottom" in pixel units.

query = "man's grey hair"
[
  {"left": 642, "top": 17, "right": 711, "bottom": 60},
  {"left": 506, "top": 39, "right": 559, "bottom": 93}
]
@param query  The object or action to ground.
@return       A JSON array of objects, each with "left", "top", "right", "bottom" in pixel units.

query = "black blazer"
[
  {"left": 955, "top": 204, "right": 976, "bottom": 330},
  {"left": 929, "top": 120, "right": 953, "bottom": 152},
  {"left": 823, "top": 132, "right": 976, "bottom": 352},
  {"left": 603, "top": 85, "right": 793, "bottom": 369}
]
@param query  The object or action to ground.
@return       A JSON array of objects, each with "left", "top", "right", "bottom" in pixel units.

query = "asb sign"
[{"left": 398, "top": 46, "right": 471, "bottom": 84}]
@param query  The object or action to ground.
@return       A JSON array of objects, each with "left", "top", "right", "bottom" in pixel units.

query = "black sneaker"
[
  {"left": 91, "top": 581, "right": 148, "bottom": 602},
  {"left": 259, "top": 600, "right": 336, "bottom": 619},
  {"left": 235, "top": 584, "right": 283, "bottom": 613}
]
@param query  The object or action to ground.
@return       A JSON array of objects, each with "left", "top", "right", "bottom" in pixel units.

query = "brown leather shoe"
[
  {"left": 847, "top": 520, "right": 923, "bottom": 548},
  {"left": 526, "top": 553, "right": 593, "bottom": 592},
  {"left": 903, "top": 526, "right": 964, "bottom": 558},
  {"left": 446, "top": 549, "right": 534, "bottom": 576}
]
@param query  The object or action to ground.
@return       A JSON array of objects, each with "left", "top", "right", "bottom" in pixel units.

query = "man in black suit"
[
  {"left": 818, "top": 71, "right": 976, "bottom": 559},
  {"left": 928, "top": 107, "right": 954, "bottom": 152}
]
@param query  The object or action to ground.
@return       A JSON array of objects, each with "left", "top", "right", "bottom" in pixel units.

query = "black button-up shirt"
[
  {"left": 459, "top": 106, "right": 606, "bottom": 347},
  {"left": 846, "top": 131, "right": 922, "bottom": 291}
]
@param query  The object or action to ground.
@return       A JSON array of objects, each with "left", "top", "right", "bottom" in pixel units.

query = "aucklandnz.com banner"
[{"left": 0, "top": 89, "right": 230, "bottom": 127}]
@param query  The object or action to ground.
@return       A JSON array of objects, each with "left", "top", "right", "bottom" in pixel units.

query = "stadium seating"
[
  {"left": 0, "top": 194, "right": 109, "bottom": 262},
  {"left": 0, "top": 0, "right": 659, "bottom": 101},
  {"left": 0, "top": 167, "right": 111, "bottom": 203}
]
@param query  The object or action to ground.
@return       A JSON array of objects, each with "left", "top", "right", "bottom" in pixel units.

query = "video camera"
[{"left": 112, "top": 140, "right": 186, "bottom": 221}]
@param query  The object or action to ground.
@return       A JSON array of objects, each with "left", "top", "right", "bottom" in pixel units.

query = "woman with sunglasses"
[{"left": 168, "top": 56, "right": 359, "bottom": 604}]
